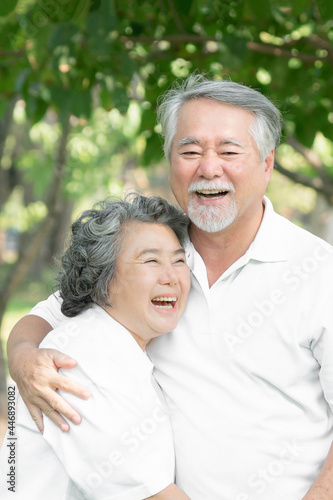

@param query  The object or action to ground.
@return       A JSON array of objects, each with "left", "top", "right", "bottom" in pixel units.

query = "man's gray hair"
[
  {"left": 157, "top": 73, "right": 283, "bottom": 163},
  {"left": 57, "top": 193, "right": 189, "bottom": 317}
]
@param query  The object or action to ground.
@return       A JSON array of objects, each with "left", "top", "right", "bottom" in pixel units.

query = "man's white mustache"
[{"left": 188, "top": 181, "right": 235, "bottom": 194}]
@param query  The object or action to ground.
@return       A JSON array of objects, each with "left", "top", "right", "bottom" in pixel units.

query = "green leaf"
[
  {"left": 86, "top": 0, "right": 118, "bottom": 56},
  {"left": 140, "top": 108, "right": 155, "bottom": 133},
  {"left": 173, "top": 0, "right": 193, "bottom": 16},
  {"left": 100, "top": 88, "right": 113, "bottom": 111},
  {"left": 48, "top": 23, "right": 80, "bottom": 52},
  {"left": 15, "top": 68, "right": 31, "bottom": 94},
  {"left": 142, "top": 133, "right": 163, "bottom": 166},
  {"left": 50, "top": 87, "right": 92, "bottom": 118},
  {"left": 0, "top": 0, "right": 19, "bottom": 17},
  {"left": 291, "top": 0, "right": 313, "bottom": 15},
  {"left": 70, "top": 89, "right": 92, "bottom": 118},
  {"left": 316, "top": 0, "right": 333, "bottom": 21},
  {"left": 246, "top": 0, "right": 271, "bottom": 20},
  {"left": 25, "top": 95, "right": 48, "bottom": 123}
]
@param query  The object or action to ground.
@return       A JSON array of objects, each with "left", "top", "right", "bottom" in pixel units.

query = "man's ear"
[{"left": 264, "top": 149, "right": 275, "bottom": 180}]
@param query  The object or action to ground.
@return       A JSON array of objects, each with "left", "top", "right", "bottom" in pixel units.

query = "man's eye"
[
  {"left": 181, "top": 151, "right": 200, "bottom": 156},
  {"left": 144, "top": 259, "right": 158, "bottom": 264},
  {"left": 174, "top": 258, "right": 186, "bottom": 264}
]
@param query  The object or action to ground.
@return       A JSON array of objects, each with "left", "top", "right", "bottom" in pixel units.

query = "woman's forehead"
[{"left": 120, "top": 221, "right": 181, "bottom": 254}]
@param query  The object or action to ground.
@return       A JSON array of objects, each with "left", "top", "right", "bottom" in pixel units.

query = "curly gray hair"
[
  {"left": 157, "top": 73, "right": 283, "bottom": 163},
  {"left": 57, "top": 193, "right": 189, "bottom": 317}
]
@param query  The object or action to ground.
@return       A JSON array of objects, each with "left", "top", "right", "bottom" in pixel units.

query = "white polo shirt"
[
  {"left": 0, "top": 305, "right": 175, "bottom": 499},
  {"left": 23, "top": 197, "right": 333, "bottom": 499},
  {"left": 148, "top": 197, "right": 333, "bottom": 499}
]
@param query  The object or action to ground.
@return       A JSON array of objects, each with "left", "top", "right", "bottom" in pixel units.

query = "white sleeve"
[
  {"left": 42, "top": 335, "right": 175, "bottom": 499},
  {"left": 0, "top": 388, "right": 71, "bottom": 500},
  {"left": 28, "top": 291, "right": 66, "bottom": 329},
  {"left": 310, "top": 256, "right": 333, "bottom": 413}
]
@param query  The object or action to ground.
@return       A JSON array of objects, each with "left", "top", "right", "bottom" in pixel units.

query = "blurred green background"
[{"left": 0, "top": 0, "right": 333, "bottom": 438}]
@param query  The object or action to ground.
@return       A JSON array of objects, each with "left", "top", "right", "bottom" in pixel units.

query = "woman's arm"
[
  {"left": 7, "top": 314, "right": 90, "bottom": 433},
  {"left": 146, "top": 483, "right": 190, "bottom": 499}
]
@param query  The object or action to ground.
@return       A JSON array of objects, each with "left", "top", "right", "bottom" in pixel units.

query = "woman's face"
[{"left": 106, "top": 222, "right": 190, "bottom": 350}]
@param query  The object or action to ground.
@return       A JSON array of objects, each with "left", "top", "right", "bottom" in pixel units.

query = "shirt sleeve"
[
  {"left": 28, "top": 291, "right": 66, "bottom": 329},
  {"left": 310, "top": 256, "right": 333, "bottom": 413},
  {"left": 0, "top": 389, "right": 71, "bottom": 500},
  {"left": 42, "top": 334, "right": 175, "bottom": 499}
]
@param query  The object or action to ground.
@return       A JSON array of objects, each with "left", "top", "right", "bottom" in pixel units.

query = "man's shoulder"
[
  {"left": 265, "top": 197, "right": 331, "bottom": 249},
  {"left": 275, "top": 209, "right": 332, "bottom": 249}
]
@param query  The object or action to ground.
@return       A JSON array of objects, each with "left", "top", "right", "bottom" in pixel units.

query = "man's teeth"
[
  {"left": 196, "top": 189, "right": 228, "bottom": 199},
  {"left": 152, "top": 297, "right": 177, "bottom": 309},
  {"left": 198, "top": 189, "right": 223, "bottom": 194}
]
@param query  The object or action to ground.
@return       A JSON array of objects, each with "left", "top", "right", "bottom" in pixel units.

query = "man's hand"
[
  {"left": 302, "top": 442, "right": 333, "bottom": 500},
  {"left": 10, "top": 345, "right": 91, "bottom": 433}
]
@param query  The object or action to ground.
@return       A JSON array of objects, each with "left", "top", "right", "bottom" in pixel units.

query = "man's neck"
[{"left": 189, "top": 202, "right": 265, "bottom": 287}]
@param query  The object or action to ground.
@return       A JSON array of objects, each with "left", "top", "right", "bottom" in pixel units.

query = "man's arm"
[
  {"left": 7, "top": 315, "right": 90, "bottom": 433},
  {"left": 146, "top": 483, "right": 190, "bottom": 499},
  {"left": 302, "top": 443, "right": 333, "bottom": 499}
]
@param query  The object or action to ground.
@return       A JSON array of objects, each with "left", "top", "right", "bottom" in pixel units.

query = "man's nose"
[{"left": 197, "top": 152, "right": 224, "bottom": 179}]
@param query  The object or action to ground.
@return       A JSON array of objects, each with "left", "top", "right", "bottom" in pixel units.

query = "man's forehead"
[{"left": 173, "top": 100, "right": 255, "bottom": 144}]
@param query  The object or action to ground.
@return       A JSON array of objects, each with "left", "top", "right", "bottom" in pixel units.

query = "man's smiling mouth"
[
  {"left": 196, "top": 189, "right": 229, "bottom": 200},
  {"left": 151, "top": 296, "right": 177, "bottom": 309}
]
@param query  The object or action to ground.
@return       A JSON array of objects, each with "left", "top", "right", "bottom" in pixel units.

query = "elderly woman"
[{"left": 0, "top": 194, "right": 191, "bottom": 499}]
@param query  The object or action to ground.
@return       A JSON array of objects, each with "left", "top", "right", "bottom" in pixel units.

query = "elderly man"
[{"left": 7, "top": 74, "right": 333, "bottom": 499}]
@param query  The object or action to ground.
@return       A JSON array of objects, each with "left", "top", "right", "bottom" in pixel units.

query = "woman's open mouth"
[{"left": 151, "top": 296, "right": 177, "bottom": 310}]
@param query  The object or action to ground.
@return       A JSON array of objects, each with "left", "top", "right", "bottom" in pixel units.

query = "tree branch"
[
  {"left": 0, "top": 50, "right": 26, "bottom": 59},
  {"left": 120, "top": 34, "right": 221, "bottom": 45},
  {"left": 274, "top": 160, "right": 333, "bottom": 199},
  {"left": 247, "top": 41, "right": 332, "bottom": 64},
  {"left": 285, "top": 137, "right": 332, "bottom": 186},
  {"left": 120, "top": 33, "right": 333, "bottom": 65}
]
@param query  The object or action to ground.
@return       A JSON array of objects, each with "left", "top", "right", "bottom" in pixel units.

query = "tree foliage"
[
  {"left": 0, "top": 0, "right": 332, "bottom": 180},
  {"left": 0, "top": 0, "right": 332, "bottom": 312}
]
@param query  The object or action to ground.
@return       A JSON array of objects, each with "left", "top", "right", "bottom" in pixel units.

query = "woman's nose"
[{"left": 159, "top": 265, "right": 178, "bottom": 286}]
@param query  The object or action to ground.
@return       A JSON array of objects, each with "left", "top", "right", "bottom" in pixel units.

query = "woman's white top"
[{"left": 0, "top": 304, "right": 175, "bottom": 499}]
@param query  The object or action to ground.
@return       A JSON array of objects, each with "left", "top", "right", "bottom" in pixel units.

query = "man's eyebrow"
[
  {"left": 177, "top": 137, "right": 200, "bottom": 147},
  {"left": 177, "top": 137, "right": 244, "bottom": 148},
  {"left": 137, "top": 248, "right": 185, "bottom": 257},
  {"left": 219, "top": 139, "right": 243, "bottom": 147}
]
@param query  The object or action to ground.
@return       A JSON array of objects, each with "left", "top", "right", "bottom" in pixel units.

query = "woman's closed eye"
[{"left": 174, "top": 258, "right": 186, "bottom": 264}]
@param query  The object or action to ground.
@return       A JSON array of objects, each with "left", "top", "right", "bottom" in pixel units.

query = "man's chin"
[{"left": 188, "top": 203, "right": 237, "bottom": 233}]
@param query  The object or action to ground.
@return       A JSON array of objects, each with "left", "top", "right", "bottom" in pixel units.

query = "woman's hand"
[{"left": 10, "top": 344, "right": 91, "bottom": 433}]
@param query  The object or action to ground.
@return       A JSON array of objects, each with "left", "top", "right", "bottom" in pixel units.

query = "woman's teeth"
[{"left": 152, "top": 297, "right": 177, "bottom": 309}]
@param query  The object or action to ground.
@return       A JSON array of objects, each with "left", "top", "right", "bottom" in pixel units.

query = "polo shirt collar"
[
  {"left": 185, "top": 196, "right": 291, "bottom": 273},
  {"left": 247, "top": 196, "right": 291, "bottom": 263}
]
